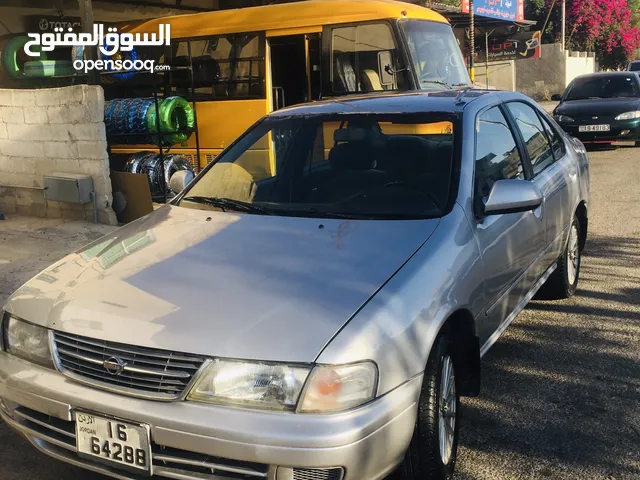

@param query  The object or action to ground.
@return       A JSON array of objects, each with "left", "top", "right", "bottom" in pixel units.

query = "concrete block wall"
[
  {"left": 0, "top": 85, "right": 117, "bottom": 225},
  {"left": 515, "top": 43, "right": 596, "bottom": 99}
]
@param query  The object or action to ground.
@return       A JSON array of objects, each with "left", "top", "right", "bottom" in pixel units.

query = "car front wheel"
[
  {"left": 395, "top": 333, "right": 459, "bottom": 480},
  {"left": 539, "top": 215, "right": 582, "bottom": 299}
]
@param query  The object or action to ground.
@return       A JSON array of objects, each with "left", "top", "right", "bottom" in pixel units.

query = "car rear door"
[
  {"left": 472, "top": 105, "right": 547, "bottom": 350},
  {"left": 504, "top": 101, "right": 572, "bottom": 272}
]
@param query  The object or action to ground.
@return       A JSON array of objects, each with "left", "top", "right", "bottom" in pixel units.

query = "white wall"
[
  {"left": 0, "top": 85, "right": 117, "bottom": 225},
  {"left": 474, "top": 61, "right": 515, "bottom": 91},
  {"left": 566, "top": 51, "right": 596, "bottom": 86}
]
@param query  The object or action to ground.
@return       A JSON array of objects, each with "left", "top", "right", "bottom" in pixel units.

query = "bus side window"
[{"left": 329, "top": 23, "right": 398, "bottom": 94}]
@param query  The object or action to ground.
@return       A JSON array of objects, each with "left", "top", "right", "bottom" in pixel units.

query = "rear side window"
[
  {"left": 330, "top": 23, "right": 399, "bottom": 93},
  {"left": 506, "top": 102, "right": 555, "bottom": 177},
  {"left": 475, "top": 106, "right": 524, "bottom": 199},
  {"left": 539, "top": 114, "right": 567, "bottom": 161}
]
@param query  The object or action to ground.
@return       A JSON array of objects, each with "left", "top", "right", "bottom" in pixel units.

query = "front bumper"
[
  {"left": 558, "top": 119, "right": 640, "bottom": 144},
  {"left": 0, "top": 352, "right": 421, "bottom": 480}
]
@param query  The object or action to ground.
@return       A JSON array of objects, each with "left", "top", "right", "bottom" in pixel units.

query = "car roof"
[
  {"left": 574, "top": 71, "right": 638, "bottom": 80},
  {"left": 267, "top": 90, "right": 517, "bottom": 117}
]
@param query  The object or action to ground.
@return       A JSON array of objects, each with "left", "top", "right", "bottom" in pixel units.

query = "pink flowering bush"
[{"left": 548, "top": 0, "right": 640, "bottom": 68}]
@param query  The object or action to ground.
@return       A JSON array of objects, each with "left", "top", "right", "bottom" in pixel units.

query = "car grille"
[
  {"left": 292, "top": 468, "right": 344, "bottom": 480},
  {"left": 6, "top": 405, "right": 269, "bottom": 479},
  {"left": 53, "top": 331, "right": 207, "bottom": 400}
]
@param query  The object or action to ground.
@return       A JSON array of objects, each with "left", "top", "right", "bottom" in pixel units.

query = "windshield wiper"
[
  {"left": 422, "top": 80, "right": 452, "bottom": 89},
  {"left": 277, "top": 208, "right": 375, "bottom": 220},
  {"left": 181, "top": 196, "right": 274, "bottom": 215}
]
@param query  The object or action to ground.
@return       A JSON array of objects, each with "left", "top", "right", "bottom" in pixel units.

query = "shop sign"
[
  {"left": 477, "top": 31, "right": 541, "bottom": 62},
  {"left": 462, "top": 0, "right": 525, "bottom": 23},
  {"left": 26, "top": 16, "right": 82, "bottom": 33}
]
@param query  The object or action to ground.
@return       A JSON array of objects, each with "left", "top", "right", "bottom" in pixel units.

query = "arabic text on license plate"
[
  {"left": 579, "top": 125, "right": 610, "bottom": 132},
  {"left": 76, "top": 412, "right": 151, "bottom": 473}
]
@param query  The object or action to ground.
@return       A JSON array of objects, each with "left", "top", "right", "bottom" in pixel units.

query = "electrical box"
[{"left": 44, "top": 173, "right": 94, "bottom": 204}]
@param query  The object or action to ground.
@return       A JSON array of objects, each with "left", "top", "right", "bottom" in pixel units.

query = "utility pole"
[
  {"left": 470, "top": 0, "right": 475, "bottom": 84},
  {"left": 78, "top": 0, "right": 99, "bottom": 84},
  {"left": 561, "top": 0, "right": 566, "bottom": 50}
]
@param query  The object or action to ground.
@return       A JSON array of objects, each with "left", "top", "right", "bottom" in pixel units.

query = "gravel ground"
[{"left": 0, "top": 147, "right": 638, "bottom": 480}]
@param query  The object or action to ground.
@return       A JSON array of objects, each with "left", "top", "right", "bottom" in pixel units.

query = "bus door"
[{"left": 267, "top": 29, "right": 322, "bottom": 111}]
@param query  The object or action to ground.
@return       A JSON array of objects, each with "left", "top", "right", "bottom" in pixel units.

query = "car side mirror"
[
  {"left": 551, "top": 93, "right": 562, "bottom": 101},
  {"left": 169, "top": 170, "right": 195, "bottom": 195},
  {"left": 483, "top": 179, "right": 543, "bottom": 216}
]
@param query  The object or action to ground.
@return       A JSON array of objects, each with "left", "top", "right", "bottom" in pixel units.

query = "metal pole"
[
  {"left": 78, "top": 0, "right": 99, "bottom": 85},
  {"left": 469, "top": 1, "right": 475, "bottom": 84},
  {"left": 485, "top": 30, "right": 489, "bottom": 89},
  {"left": 561, "top": 0, "right": 566, "bottom": 51}
]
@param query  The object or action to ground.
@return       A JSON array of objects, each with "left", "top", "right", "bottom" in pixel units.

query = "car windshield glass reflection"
[
  {"left": 180, "top": 114, "right": 457, "bottom": 219},
  {"left": 566, "top": 76, "right": 640, "bottom": 100}
]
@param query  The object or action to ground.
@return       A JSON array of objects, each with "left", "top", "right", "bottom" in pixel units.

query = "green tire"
[
  {"left": 2, "top": 36, "right": 47, "bottom": 78},
  {"left": 24, "top": 60, "right": 76, "bottom": 78},
  {"left": 145, "top": 96, "right": 195, "bottom": 146}
]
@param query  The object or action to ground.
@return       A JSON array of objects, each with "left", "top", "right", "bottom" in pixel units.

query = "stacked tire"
[
  {"left": 105, "top": 96, "right": 195, "bottom": 146},
  {"left": 124, "top": 152, "right": 195, "bottom": 198}
]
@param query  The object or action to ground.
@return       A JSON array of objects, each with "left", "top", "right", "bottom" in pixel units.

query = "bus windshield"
[{"left": 401, "top": 20, "right": 471, "bottom": 91}]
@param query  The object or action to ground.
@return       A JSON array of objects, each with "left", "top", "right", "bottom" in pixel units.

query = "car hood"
[
  {"left": 4, "top": 205, "right": 439, "bottom": 363},
  {"left": 555, "top": 97, "right": 640, "bottom": 117}
]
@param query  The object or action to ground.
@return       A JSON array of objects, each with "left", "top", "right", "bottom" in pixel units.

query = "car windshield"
[
  {"left": 565, "top": 75, "right": 640, "bottom": 100},
  {"left": 400, "top": 20, "right": 471, "bottom": 91},
  {"left": 629, "top": 62, "right": 640, "bottom": 72},
  {"left": 179, "top": 113, "right": 457, "bottom": 219}
]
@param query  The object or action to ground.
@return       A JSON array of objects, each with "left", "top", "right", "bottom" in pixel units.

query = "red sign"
[{"left": 462, "top": 0, "right": 470, "bottom": 14}]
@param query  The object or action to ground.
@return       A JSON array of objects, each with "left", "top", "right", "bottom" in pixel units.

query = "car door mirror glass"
[{"left": 483, "top": 179, "right": 543, "bottom": 215}]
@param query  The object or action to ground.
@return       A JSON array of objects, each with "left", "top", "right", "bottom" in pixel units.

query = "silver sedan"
[{"left": 0, "top": 90, "right": 590, "bottom": 480}]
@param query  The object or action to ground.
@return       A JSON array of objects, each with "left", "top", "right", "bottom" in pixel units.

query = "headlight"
[
  {"left": 188, "top": 359, "right": 311, "bottom": 410},
  {"left": 615, "top": 111, "right": 640, "bottom": 120},
  {"left": 2, "top": 314, "right": 54, "bottom": 368},
  {"left": 555, "top": 115, "right": 575, "bottom": 123},
  {"left": 187, "top": 359, "right": 378, "bottom": 413},
  {"left": 298, "top": 362, "right": 377, "bottom": 413}
]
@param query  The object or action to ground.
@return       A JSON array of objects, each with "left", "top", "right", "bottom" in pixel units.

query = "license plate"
[
  {"left": 579, "top": 124, "right": 610, "bottom": 132},
  {"left": 76, "top": 411, "right": 151, "bottom": 474}
]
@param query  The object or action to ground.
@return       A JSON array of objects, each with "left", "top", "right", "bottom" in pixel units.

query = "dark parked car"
[
  {"left": 551, "top": 72, "right": 640, "bottom": 146},
  {"left": 628, "top": 60, "right": 640, "bottom": 72}
]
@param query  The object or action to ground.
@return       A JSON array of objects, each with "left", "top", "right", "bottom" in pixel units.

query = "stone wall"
[{"left": 0, "top": 85, "right": 117, "bottom": 225}]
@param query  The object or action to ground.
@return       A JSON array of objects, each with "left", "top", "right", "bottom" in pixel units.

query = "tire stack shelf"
[{"left": 101, "top": 61, "right": 202, "bottom": 204}]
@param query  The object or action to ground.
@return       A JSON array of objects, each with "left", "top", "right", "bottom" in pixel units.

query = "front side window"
[
  {"left": 565, "top": 75, "right": 640, "bottom": 100},
  {"left": 507, "top": 102, "right": 555, "bottom": 176},
  {"left": 330, "top": 23, "right": 400, "bottom": 93},
  {"left": 169, "top": 34, "right": 265, "bottom": 100},
  {"left": 475, "top": 106, "right": 524, "bottom": 200},
  {"left": 401, "top": 20, "right": 470, "bottom": 91},
  {"left": 181, "top": 114, "right": 457, "bottom": 219}
]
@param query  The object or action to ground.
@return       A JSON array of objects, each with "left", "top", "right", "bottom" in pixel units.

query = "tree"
[{"left": 527, "top": 0, "right": 640, "bottom": 69}]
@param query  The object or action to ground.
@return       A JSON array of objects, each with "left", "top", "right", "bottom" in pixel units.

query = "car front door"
[
  {"left": 504, "top": 101, "right": 572, "bottom": 273},
  {"left": 472, "top": 105, "right": 547, "bottom": 352}
]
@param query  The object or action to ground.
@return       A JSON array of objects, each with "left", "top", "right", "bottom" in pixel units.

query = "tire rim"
[
  {"left": 439, "top": 355, "right": 456, "bottom": 465},
  {"left": 567, "top": 223, "right": 580, "bottom": 285}
]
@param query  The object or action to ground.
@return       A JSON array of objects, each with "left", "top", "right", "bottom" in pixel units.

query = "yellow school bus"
[{"left": 111, "top": 0, "right": 469, "bottom": 170}]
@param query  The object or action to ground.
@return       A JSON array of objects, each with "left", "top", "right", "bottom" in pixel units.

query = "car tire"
[
  {"left": 539, "top": 215, "right": 582, "bottom": 300},
  {"left": 395, "top": 332, "right": 460, "bottom": 480}
]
